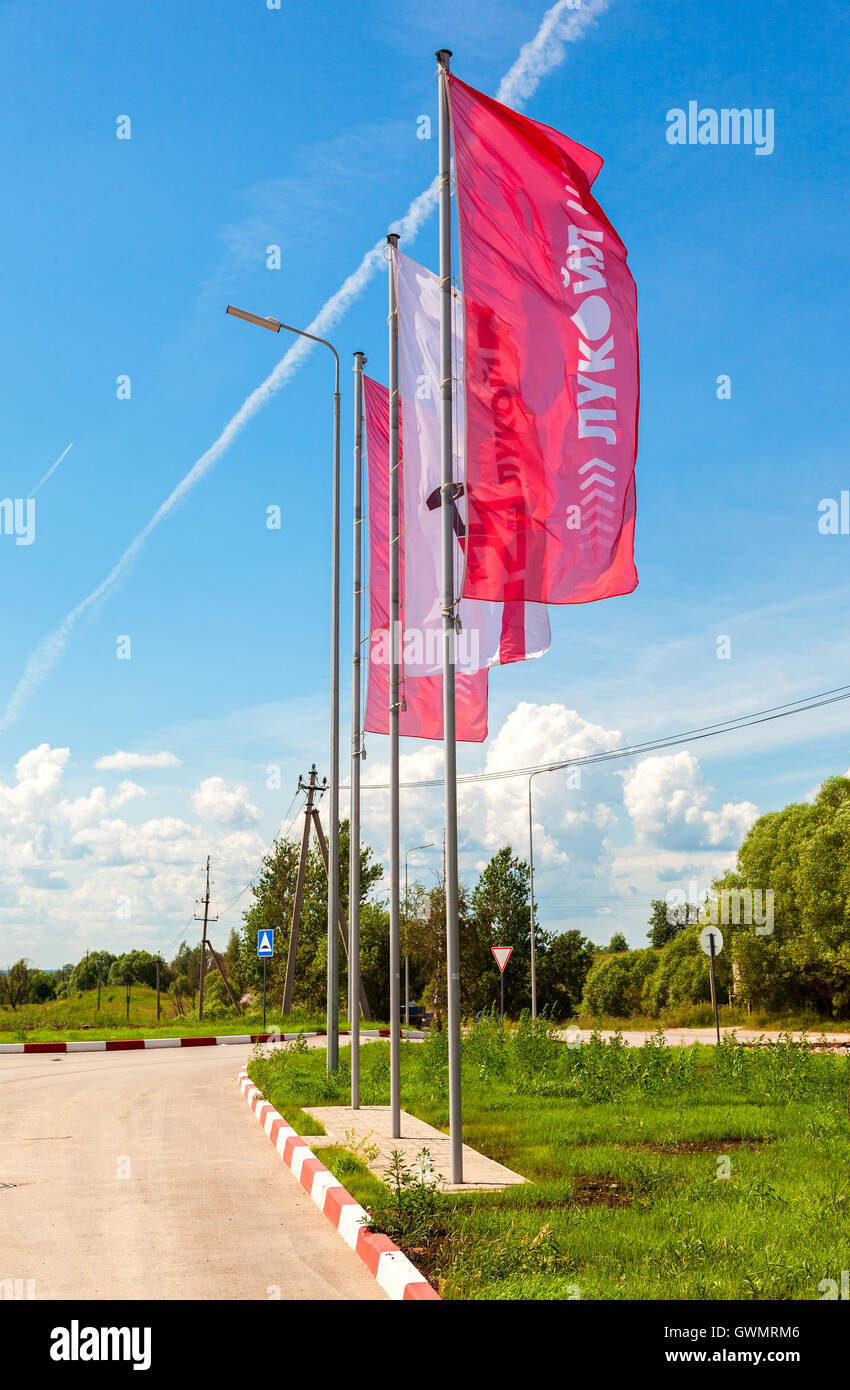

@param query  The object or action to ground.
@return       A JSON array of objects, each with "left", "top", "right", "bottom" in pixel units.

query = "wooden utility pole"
[
  {"left": 282, "top": 767, "right": 323, "bottom": 1014},
  {"left": 282, "top": 767, "right": 372, "bottom": 1021},
  {"left": 194, "top": 856, "right": 218, "bottom": 1023},
  {"left": 206, "top": 942, "right": 242, "bottom": 1015}
]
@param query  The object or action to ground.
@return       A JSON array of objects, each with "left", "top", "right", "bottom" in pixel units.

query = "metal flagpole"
[
  {"left": 436, "top": 47, "right": 463, "bottom": 1185},
  {"left": 387, "top": 232, "right": 402, "bottom": 1140},
  {"left": 351, "top": 349, "right": 367, "bottom": 1108},
  {"left": 328, "top": 343, "right": 342, "bottom": 1075}
]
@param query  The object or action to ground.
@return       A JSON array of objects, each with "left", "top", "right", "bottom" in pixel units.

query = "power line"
[
  {"left": 155, "top": 781, "right": 315, "bottom": 962},
  {"left": 212, "top": 787, "right": 305, "bottom": 917},
  {"left": 356, "top": 682, "right": 850, "bottom": 790}
]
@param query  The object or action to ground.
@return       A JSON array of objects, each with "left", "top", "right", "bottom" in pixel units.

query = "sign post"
[
  {"left": 699, "top": 926, "right": 724, "bottom": 1046},
  {"left": 258, "top": 929, "right": 275, "bottom": 1032},
  {"left": 491, "top": 945, "right": 513, "bottom": 1024}
]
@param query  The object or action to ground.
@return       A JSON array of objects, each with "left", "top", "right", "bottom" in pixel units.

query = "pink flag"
[
  {"left": 362, "top": 375, "right": 488, "bottom": 743},
  {"left": 448, "top": 74, "right": 639, "bottom": 606}
]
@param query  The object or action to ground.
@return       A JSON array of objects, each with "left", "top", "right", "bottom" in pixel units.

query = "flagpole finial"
[
  {"left": 436, "top": 49, "right": 452, "bottom": 68},
  {"left": 386, "top": 232, "right": 400, "bottom": 248}
]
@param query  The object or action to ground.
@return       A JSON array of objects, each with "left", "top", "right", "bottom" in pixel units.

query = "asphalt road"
[{"left": 0, "top": 1045, "right": 384, "bottom": 1301}]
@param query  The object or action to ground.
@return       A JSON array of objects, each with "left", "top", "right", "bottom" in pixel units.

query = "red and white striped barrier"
[
  {"left": 237, "top": 1066, "right": 440, "bottom": 1302},
  {"left": 0, "top": 1027, "right": 423, "bottom": 1055}
]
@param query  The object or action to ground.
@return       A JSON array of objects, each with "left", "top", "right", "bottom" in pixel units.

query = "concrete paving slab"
[{"left": 304, "top": 1104, "right": 526, "bottom": 1193}]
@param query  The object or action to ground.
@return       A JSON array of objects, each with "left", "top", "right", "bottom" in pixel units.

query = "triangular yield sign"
[
  {"left": 491, "top": 945, "right": 512, "bottom": 973},
  {"left": 259, "top": 932, "right": 272, "bottom": 953}
]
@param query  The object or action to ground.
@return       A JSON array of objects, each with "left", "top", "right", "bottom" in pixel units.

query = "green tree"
[
  {"left": 403, "top": 879, "right": 480, "bottom": 1023},
  {"left": 221, "top": 929, "right": 244, "bottom": 997},
  {"left": 646, "top": 898, "right": 694, "bottom": 947},
  {"left": 240, "top": 819, "right": 382, "bottom": 1015},
  {"left": 170, "top": 940, "right": 203, "bottom": 993},
  {"left": 607, "top": 931, "right": 629, "bottom": 953},
  {"left": 641, "top": 926, "right": 728, "bottom": 1016},
  {"left": 29, "top": 970, "right": 57, "bottom": 1003},
  {"left": 359, "top": 900, "right": 391, "bottom": 1020},
  {"left": 70, "top": 952, "right": 116, "bottom": 994},
  {"left": 470, "top": 846, "right": 534, "bottom": 1015},
  {"left": 0, "top": 959, "right": 33, "bottom": 1009},
  {"left": 709, "top": 776, "right": 850, "bottom": 1017},
  {"left": 536, "top": 929, "right": 595, "bottom": 1017},
  {"left": 107, "top": 950, "right": 159, "bottom": 989},
  {"left": 581, "top": 948, "right": 659, "bottom": 1017}
]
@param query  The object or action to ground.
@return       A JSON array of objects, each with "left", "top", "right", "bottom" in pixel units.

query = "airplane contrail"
[
  {"left": 0, "top": 0, "right": 611, "bottom": 737},
  {"left": 31, "top": 442, "right": 73, "bottom": 496},
  {"left": 498, "top": 0, "right": 610, "bottom": 107}
]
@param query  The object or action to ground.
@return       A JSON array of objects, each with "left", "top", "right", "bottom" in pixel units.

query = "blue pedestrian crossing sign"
[{"left": 257, "top": 929, "right": 275, "bottom": 958}]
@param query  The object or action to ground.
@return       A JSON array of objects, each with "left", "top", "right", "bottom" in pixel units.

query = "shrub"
[
  {"left": 368, "top": 1148, "right": 443, "bottom": 1245},
  {"left": 581, "top": 948, "right": 659, "bottom": 1016},
  {"left": 509, "top": 1010, "right": 562, "bottom": 1091},
  {"left": 642, "top": 928, "right": 712, "bottom": 1016},
  {"left": 464, "top": 1013, "right": 508, "bottom": 1081}
]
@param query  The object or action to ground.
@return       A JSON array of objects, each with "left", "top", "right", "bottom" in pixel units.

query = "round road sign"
[{"left": 699, "top": 926, "right": 724, "bottom": 957}]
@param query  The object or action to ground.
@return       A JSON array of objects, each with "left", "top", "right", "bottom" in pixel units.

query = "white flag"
[{"left": 394, "top": 247, "right": 550, "bottom": 676}]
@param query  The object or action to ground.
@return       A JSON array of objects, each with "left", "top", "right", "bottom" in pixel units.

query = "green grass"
[
  {"left": 275, "top": 1105, "right": 326, "bottom": 1136},
  {"left": 248, "top": 1020, "right": 850, "bottom": 1300},
  {"left": 0, "top": 987, "right": 384, "bottom": 1042}
]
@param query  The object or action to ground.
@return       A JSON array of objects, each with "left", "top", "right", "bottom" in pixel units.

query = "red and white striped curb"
[
  {"left": 237, "top": 1066, "right": 440, "bottom": 1302},
  {"left": 0, "top": 1027, "right": 423, "bottom": 1055}
]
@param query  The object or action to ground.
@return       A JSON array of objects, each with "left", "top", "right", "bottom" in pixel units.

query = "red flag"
[
  {"left": 393, "top": 246, "right": 550, "bottom": 671},
  {"left": 362, "top": 375, "right": 488, "bottom": 743},
  {"left": 448, "top": 74, "right": 639, "bottom": 606}
]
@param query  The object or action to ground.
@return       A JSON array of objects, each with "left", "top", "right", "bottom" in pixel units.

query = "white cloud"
[
  {"left": 57, "top": 787, "right": 110, "bottom": 831},
  {"left": 70, "top": 816, "right": 204, "bottom": 867},
  {"left": 463, "top": 702, "right": 623, "bottom": 867},
  {"left": 621, "top": 752, "right": 758, "bottom": 849},
  {"left": 110, "top": 780, "right": 147, "bottom": 809},
  {"left": 190, "top": 776, "right": 262, "bottom": 828},
  {"left": 0, "top": 744, "right": 70, "bottom": 827},
  {"left": 54, "top": 780, "right": 145, "bottom": 832},
  {"left": 0, "top": 745, "right": 267, "bottom": 962},
  {"left": 94, "top": 750, "right": 181, "bottom": 771}
]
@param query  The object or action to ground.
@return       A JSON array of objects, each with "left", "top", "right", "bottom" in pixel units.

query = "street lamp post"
[
  {"left": 404, "top": 842, "right": 436, "bottom": 1026},
  {"left": 226, "top": 304, "right": 342, "bottom": 1074},
  {"left": 528, "top": 767, "right": 559, "bottom": 1020}
]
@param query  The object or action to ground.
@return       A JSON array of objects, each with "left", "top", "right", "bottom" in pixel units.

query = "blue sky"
[{"left": 2, "top": 0, "right": 850, "bottom": 966}]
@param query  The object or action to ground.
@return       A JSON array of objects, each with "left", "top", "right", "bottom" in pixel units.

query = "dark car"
[{"left": 401, "top": 1003, "right": 428, "bottom": 1025}]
